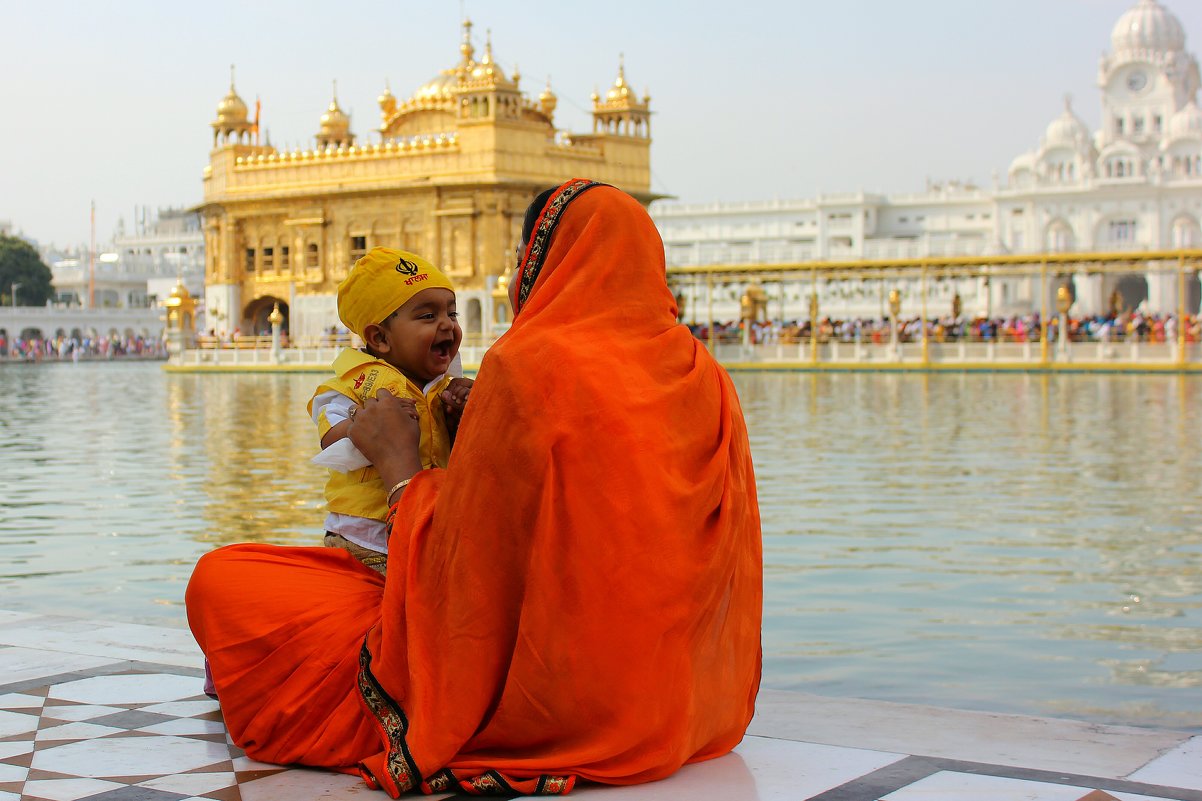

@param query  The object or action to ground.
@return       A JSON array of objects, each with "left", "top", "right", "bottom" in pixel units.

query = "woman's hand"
[{"left": 349, "top": 390, "right": 422, "bottom": 486}]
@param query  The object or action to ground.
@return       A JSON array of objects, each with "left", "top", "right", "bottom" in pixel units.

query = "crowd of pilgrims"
[
  {"left": 4, "top": 314, "right": 1196, "bottom": 360},
  {"left": 691, "top": 311, "right": 1202, "bottom": 345},
  {"left": 0, "top": 331, "right": 166, "bottom": 361}
]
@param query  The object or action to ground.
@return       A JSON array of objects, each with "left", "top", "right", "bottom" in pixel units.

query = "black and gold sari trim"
[
  {"left": 516, "top": 179, "right": 607, "bottom": 312},
  {"left": 356, "top": 638, "right": 421, "bottom": 794},
  {"left": 357, "top": 638, "right": 576, "bottom": 796}
]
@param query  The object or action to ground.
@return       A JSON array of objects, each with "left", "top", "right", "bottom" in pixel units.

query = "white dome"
[
  {"left": 1044, "top": 106, "right": 1090, "bottom": 148},
  {"left": 1111, "top": 0, "right": 1185, "bottom": 54},
  {"left": 1009, "top": 152, "right": 1036, "bottom": 175},
  {"left": 1168, "top": 100, "right": 1202, "bottom": 138}
]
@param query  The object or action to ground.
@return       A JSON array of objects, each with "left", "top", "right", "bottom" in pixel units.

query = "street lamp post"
[
  {"left": 10, "top": 282, "right": 20, "bottom": 308},
  {"left": 888, "top": 289, "right": 901, "bottom": 361},
  {"left": 269, "top": 303, "right": 284, "bottom": 362},
  {"left": 1056, "top": 285, "right": 1073, "bottom": 361}
]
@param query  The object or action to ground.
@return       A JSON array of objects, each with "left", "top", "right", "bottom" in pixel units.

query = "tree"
[{"left": 0, "top": 234, "right": 53, "bottom": 306}]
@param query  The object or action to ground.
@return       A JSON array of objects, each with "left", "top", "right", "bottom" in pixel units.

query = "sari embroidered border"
[
  {"left": 356, "top": 638, "right": 420, "bottom": 795},
  {"left": 357, "top": 639, "right": 576, "bottom": 796},
  {"left": 516, "top": 179, "right": 606, "bottom": 311}
]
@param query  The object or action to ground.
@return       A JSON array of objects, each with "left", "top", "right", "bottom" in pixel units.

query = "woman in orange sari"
[{"left": 185, "top": 179, "right": 762, "bottom": 796}]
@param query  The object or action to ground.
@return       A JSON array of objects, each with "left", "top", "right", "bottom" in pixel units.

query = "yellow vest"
[{"left": 308, "top": 349, "right": 454, "bottom": 521}]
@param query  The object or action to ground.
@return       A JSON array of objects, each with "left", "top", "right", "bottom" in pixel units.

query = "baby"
[{"left": 308, "top": 247, "right": 472, "bottom": 572}]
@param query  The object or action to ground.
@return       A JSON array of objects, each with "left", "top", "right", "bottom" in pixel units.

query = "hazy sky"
[{"left": 3, "top": 0, "right": 1199, "bottom": 247}]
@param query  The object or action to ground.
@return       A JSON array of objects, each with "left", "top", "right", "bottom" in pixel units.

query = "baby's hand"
[{"left": 441, "top": 377, "right": 474, "bottom": 414}]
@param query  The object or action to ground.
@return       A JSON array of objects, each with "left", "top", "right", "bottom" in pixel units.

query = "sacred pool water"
[{"left": 1, "top": 362, "right": 1199, "bottom": 732}]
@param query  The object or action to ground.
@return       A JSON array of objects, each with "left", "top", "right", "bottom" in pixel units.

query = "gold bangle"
[{"left": 386, "top": 478, "right": 412, "bottom": 504}]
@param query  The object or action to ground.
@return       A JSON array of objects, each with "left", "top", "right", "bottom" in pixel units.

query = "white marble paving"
[
  {"left": 0, "top": 615, "right": 199, "bottom": 668},
  {"left": 238, "top": 766, "right": 377, "bottom": 800},
  {"left": 137, "top": 717, "right": 228, "bottom": 735},
  {"left": 0, "top": 692, "right": 45, "bottom": 709},
  {"left": 0, "top": 646, "right": 120, "bottom": 684},
  {"left": 48, "top": 672, "right": 201, "bottom": 705},
  {"left": 0, "top": 761, "right": 27, "bottom": 782},
  {"left": 570, "top": 736, "right": 905, "bottom": 800},
  {"left": 32, "top": 734, "right": 230, "bottom": 777},
  {"left": 34, "top": 721, "right": 126, "bottom": 741},
  {"left": 750, "top": 689, "right": 1192, "bottom": 778},
  {"left": 0, "top": 740, "right": 34, "bottom": 759},
  {"left": 881, "top": 771, "right": 1181, "bottom": 800},
  {"left": 19, "top": 778, "right": 126, "bottom": 801},
  {"left": 0, "top": 610, "right": 39, "bottom": 626},
  {"left": 40, "top": 703, "right": 124, "bottom": 722},
  {"left": 232, "top": 754, "right": 290, "bottom": 772},
  {"left": 140, "top": 699, "right": 220, "bottom": 717},
  {"left": 0, "top": 708, "right": 39, "bottom": 738},
  {"left": 0, "top": 791, "right": 17, "bottom": 801},
  {"left": 1127, "top": 735, "right": 1202, "bottom": 791},
  {"left": 136, "top": 771, "right": 238, "bottom": 796}
]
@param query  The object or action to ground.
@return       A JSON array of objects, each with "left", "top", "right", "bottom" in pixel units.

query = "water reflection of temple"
[
  {"left": 165, "top": 371, "right": 328, "bottom": 546},
  {"left": 199, "top": 20, "right": 653, "bottom": 343}
]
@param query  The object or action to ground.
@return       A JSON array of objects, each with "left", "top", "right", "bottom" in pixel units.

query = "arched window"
[
  {"left": 1172, "top": 217, "right": 1200, "bottom": 248},
  {"left": 1046, "top": 222, "right": 1074, "bottom": 253},
  {"left": 306, "top": 243, "right": 319, "bottom": 268}
]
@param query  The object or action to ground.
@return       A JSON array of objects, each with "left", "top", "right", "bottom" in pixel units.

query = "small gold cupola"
[
  {"left": 592, "top": 55, "right": 651, "bottom": 138},
  {"left": 539, "top": 77, "right": 558, "bottom": 119},
  {"left": 316, "top": 82, "right": 355, "bottom": 149},
  {"left": 212, "top": 65, "right": 253, "bottom": 147},
  {"left": 377, "top": 80, "right": 397, "bottom": 124}
]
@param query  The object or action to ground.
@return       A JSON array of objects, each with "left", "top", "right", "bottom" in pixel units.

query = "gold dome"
[
  {"left": 216, "top": 90, "right": 248, "bottom": 122},
  {"left": 539, "top": 78, "right": 558, "bottom": 116},
  {"left": 316, "top": 83, "right": 355, "bottom": 147},
  {"left": 215, "top": 66, "right": 249, "bottom": 125},
  {"left": 378, "top": 82, "right": 397, "bottom": 117},
  {"left": 163, "top": 280, "right": 195, "bottom": 309},
  {"left": 321, "top": 98, "right": 349, "bottom": 133},
  {"left": 469, "top": 31, "right": 508, "bottom": 83},
  {"left": 413, "top": 72, "right": 459, "bottom": 102},
  {"left": 606, "top": 58, "right": 632, "bottom": 103}
]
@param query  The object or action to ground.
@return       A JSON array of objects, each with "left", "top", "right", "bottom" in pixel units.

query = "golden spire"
[
  {"left": 459, "top": 18, "right": 475, "bottom": 66},
  {"left": 607, "top": 54, "right": 631, "bottom": 101},
  {"left": 378, "top": 79, "right": 397, "bottom": 118},
  {"left": 214, "top": 64, "right": 249, "bottom": 125},
  {"left": 482, "top": 28, "right": 493, "bottom": 64},
  {"left": 317, "top": 80, "right": 353, "bottom": 148},
  {"left": 539, "top": 76, "right": 558, "bottom": 117}
]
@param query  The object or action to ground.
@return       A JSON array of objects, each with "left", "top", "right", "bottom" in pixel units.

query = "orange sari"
[{"left": 186, "top": 180, "right": 762, "bottom": 796}]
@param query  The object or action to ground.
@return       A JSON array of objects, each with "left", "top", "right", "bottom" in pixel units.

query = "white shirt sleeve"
[{"left": 313, "top": 390, "right": 354, "bottom": 426}]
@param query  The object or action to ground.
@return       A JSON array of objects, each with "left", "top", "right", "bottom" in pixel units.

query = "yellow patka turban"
[{"left": 337, "top": 247, "right": 455, "bottom": 338}]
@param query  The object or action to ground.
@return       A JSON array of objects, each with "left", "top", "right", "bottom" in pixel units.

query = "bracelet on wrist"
[{"left": 386, "top": 478, "right": 412, "bottom": 505}]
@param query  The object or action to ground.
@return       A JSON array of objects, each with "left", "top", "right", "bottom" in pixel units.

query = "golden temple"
[{"left": 198, "top": 20, "right": 653, "bottom": 344}]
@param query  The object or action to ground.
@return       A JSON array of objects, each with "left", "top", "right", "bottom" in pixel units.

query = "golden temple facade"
[{"left": 199, "top": 21, "right": 653, "bottom": 342}]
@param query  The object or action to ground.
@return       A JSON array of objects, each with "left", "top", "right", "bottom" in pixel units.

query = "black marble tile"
[
  {"left": 87, "top": 710, "right": 177, "bottom": 729},
  {"left": 77, "top": 787, "right": 189, "bottom": 801}
]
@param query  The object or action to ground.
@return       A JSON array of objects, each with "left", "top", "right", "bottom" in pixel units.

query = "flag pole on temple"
[
  {"left": 253, "top": 96, "right": 261, "bottom": 146},
  {"left": 89, "top": 200, "right": 96, "bottom": 309}
]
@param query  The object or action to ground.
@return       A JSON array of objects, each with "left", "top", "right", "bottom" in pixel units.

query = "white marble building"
[
  {"left": 651, "top": 0, "right": 1202, "bottom": 322},
  {"left": 49, "top": 208, "right": 204, "bottom": 311}
]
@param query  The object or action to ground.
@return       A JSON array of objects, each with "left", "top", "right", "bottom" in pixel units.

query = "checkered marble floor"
[{"left": 1, "top": 610, "right": 1200, "bottom": 801}]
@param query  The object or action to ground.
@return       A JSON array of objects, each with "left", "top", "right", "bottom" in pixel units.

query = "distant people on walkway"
[
  {"left": 690, "top": 312, "right": 1201, "bottom": 346},
  {"left": 0, "top": 333, "right": 165, "bottom": 361}
]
